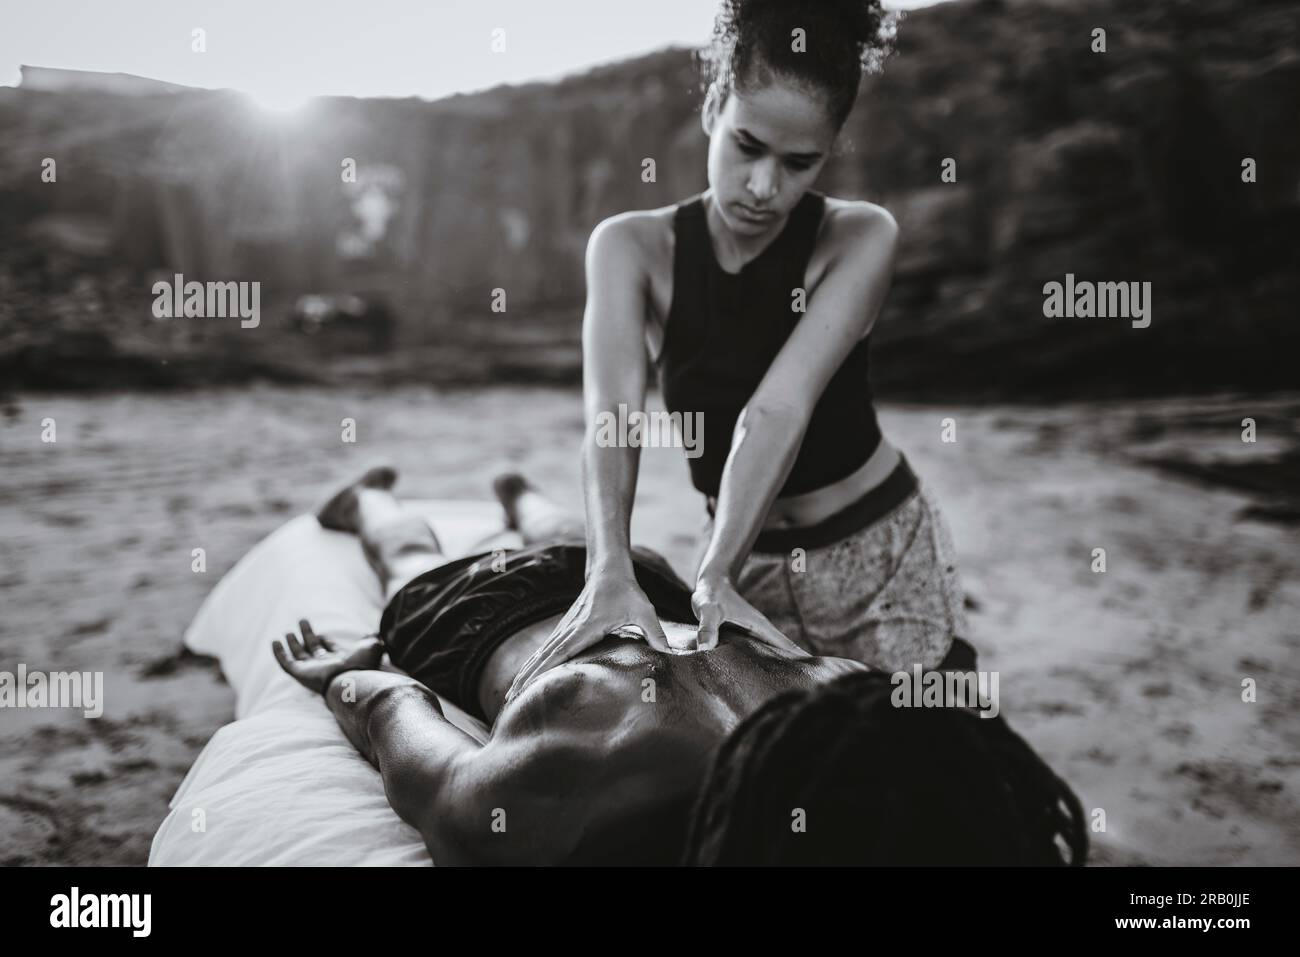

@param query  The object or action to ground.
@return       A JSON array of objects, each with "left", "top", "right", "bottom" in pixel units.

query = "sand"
[{"left": 0, "top": 386, "right": 1296, "bottom": 865}]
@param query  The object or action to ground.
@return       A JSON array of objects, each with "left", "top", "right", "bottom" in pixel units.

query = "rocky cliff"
[{"left": 0, "top": 0, "right": 1296, "bottom": 397}]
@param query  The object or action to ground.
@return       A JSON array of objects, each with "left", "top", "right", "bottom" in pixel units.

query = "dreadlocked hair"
[
  {"left": 682, "top": 670, "right": 1089, "bottom": 866},
  {"left": 699, "top": 0, "right": 901, "bottom": 130}
]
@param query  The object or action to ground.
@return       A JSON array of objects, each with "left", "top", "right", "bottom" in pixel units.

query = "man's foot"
[
  {"left": 272, "top": 619, "right": 386, "bottom": 695},
  {"left": 317, "top": 466, "right": 399, "bottom": 532},
  {"left": 492, "top": 472, "right": 531, "bottom": 531},
  {"left": 493, "top": 471, "right": 585, "bottom": 543}
]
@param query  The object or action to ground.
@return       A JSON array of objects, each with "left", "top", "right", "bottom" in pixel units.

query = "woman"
[{"left": 510, "top": 0, "right": 970, "bottom": 695}]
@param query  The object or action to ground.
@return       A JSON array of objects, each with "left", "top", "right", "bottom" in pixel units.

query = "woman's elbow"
[{"left": 740, "top": 399, "right": 808, "bottom": 431}]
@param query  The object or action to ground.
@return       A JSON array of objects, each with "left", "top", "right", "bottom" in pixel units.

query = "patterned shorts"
[{"left": 698, "top": 468, "right": 968, "bottom": 673}]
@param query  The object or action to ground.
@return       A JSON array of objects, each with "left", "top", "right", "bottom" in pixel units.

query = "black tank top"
[{"left": 654, "top": 189, "right": 882, "bottom": 498}]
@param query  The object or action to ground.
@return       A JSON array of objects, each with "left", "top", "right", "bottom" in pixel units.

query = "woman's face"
[{"left": 704, "top": 77, "right": 839, "bottom": 235}]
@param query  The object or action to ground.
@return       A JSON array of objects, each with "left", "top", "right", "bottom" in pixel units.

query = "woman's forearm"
[
  {"left": 576, "top": 216, "right": 654, "bottom": 583},
  {"left": 581, "top": 418, "right": 641, "bottom": 579},
  {"left": 698, "top": 404, "right": 807, "bottom": 582}
]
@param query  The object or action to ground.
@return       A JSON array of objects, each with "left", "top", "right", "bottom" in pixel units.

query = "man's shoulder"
[
  {"left": 802, "top": 653, "right": 872, "bottom": 684},
  {"left": 436, "top": 724, "right": 608, "bottom": 864}
]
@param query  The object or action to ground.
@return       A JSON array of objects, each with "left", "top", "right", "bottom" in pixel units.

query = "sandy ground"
[{"left": 0, "top": 385, "right": 1296, "bottom": 866}]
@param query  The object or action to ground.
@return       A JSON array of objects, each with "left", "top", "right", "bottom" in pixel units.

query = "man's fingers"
[
  {"left": 272, "top": 640, "right": 293, "bottom": 671},
  {"left": 318, "top": 634, "right": 338, "bottom": 652},
  {"left": 286, "top": 632, "right": 307, "bottom": 659},
  {"left": 300, "top": 619, "right": 323, "bottom": 654}
]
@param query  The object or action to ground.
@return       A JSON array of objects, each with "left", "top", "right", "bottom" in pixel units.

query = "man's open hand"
[{"left": 272, "top": 619, "right": 385, "bottom": 695}]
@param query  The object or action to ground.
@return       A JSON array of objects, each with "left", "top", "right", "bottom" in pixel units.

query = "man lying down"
[{"left": 273, "top": 467, "right": 1087, "bottom": 866}]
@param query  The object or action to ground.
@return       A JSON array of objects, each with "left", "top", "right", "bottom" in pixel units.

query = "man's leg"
[
  {"left": 318, "top": 467, "right": 447, "bottom": 600},
  {"left": 493, "top": 472, "right": 585, "bottom": 545}
]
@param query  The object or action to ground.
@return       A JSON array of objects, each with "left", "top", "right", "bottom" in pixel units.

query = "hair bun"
[
  {"left": 701, "top": 0, "right": 902, "bottom": 128},
  {"left": 726, "top": 0, "right": 900, "bottom": 76}
]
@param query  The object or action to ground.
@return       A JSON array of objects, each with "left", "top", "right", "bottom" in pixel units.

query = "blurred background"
[
  {"left": 2, "top": 0, "right": 1296, "bottom": 395},
  {"left": 0, "top": 0, "right": 1297, "bottom": 866}
]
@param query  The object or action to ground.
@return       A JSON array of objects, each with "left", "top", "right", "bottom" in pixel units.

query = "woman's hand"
[
  {"left": 272, "top": 619, "right": 385, "bottom": 695},
  {"left": 691, "top": 573, "right": 802, "bottom": 654},
  {"left": 504, "top": 571, "right": 672, "bottom": 704}
]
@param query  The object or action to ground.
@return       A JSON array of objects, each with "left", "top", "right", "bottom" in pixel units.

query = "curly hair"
[
  {"left": 682, "top": 670, "right": 1089, "bottom": 866},
  {"left": 699, "top": 0, "right": 901, "bottom": 129}
]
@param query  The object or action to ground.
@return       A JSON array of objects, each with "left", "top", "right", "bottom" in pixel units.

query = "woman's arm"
[
  {"left": 579, "top": 215, "right": 651, "bottom": 580},
  {"left": 693, "top": 205, "right": 900, "bottom": 644},
  {"left": 503, "top": 216, "right": 675, "bottom": 696},
  {"left": 696, "top": 402, "right": 808, "bottom": 583}
]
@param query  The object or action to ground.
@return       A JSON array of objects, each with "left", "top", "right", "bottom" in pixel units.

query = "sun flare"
[{"left": 243, "top": 86, "right": 314, "bottom": 114}]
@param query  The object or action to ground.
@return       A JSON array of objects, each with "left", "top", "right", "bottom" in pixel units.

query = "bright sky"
[{"left": 0, "top": 0, "right": 944, "bottom": 108}]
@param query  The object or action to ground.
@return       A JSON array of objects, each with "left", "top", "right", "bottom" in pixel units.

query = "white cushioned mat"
[{"left": 148, "top": 502, "right": 520, "bottom": 866}]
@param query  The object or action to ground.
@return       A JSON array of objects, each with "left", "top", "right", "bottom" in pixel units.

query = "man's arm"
[
  {"left": 335, "top": 672, "right": 595, "bottom": 864},
  {"left": 325, "top": 672, "right": 486, "bottom": 860},
  {"left": 697, "top": 205, "right": 900, "bottom": 582},
  {"left": 329, "top": 671, "right": 587, "bottom": 865},
  {"left": 274, "top": 624, "right": 579, "bottom": 865},
  {"left": 272, "top": 624, "right": 486, "bottom": 863}
]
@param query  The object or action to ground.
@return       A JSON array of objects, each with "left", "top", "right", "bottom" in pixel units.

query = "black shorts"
[{"left": 378, "top": 543, "right": 697, "bottom": 722}]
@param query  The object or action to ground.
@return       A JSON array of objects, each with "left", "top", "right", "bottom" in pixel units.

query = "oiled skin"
[{"left": 336, "top": 620, "right": 864, "bottom": 865}]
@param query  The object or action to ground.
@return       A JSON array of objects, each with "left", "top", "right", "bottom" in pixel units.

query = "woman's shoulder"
[
  {"left": 592, "top": 202, "right": 680, "bottom": 243},
  {"left": 818, "top": 196, "right": 900, "bottom": 253},
  {"left": 800, "top": 196, "right": 899, "bottom": 296},
  {"left": 588, "top": 202, "right": 683, "bottom": 273}
]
